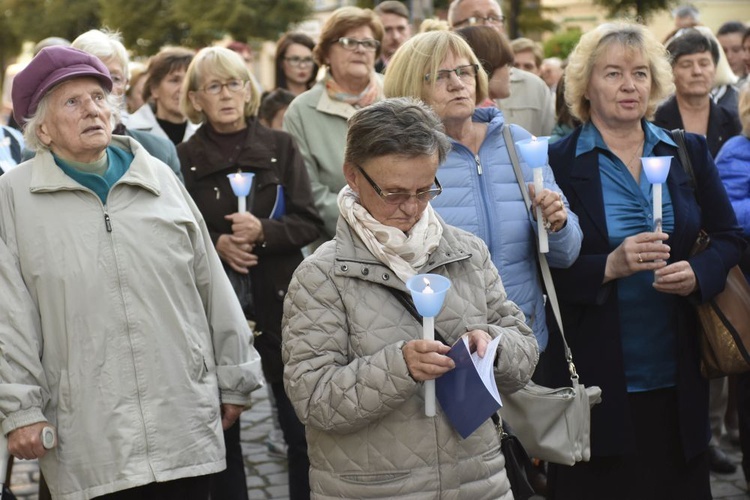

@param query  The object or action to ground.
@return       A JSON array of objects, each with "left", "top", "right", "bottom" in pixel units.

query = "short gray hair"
[
  {"left": 24, "top": 84, "right": 119, "bottom": 153},
  {"left": 345, "top": 97, "right": 451, "bottom": 167},
  {"left": 72, "top": 29, "right": 130, "bottom": 77}
]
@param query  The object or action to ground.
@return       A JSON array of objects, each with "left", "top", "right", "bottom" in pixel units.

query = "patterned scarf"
[
  {"left": 337, "top": 186, "right": 443, "bottom": 284},
  {"left": 325, "top": 72, "right": 382, "bottom": 109}
]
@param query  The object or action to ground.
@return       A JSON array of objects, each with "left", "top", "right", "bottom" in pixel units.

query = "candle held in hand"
[
  {"left": 516, "top": 136, "right": 551, "bottom": 253},
  {"left": 406, "top": 274, "right": 452, "bottom": 418},
  {"left": 640, "top": 156, "right": 672, "bottom": 232},
  {"left": 227, "top": 172, "right": 255, "bottom": 213}
]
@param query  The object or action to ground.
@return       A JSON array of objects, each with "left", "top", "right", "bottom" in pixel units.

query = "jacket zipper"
[
  {"left": 475, "top": 154, "right": 483, "bottom": 176},
  {"left": 104, "top": 212, "right": 112, "bottom": 232}
]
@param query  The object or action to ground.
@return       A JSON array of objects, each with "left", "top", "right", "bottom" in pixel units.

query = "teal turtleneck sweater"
[{"left": 54, "top": 146, "right": 134, "bottom": 204}]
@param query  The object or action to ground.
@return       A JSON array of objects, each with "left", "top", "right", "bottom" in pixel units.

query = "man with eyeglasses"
[
  {"left": 374, "top": 1, "right": 413, "bottom": 74},
  {"left": 448, "top": 0, "right": 554, "bottom": 137}
]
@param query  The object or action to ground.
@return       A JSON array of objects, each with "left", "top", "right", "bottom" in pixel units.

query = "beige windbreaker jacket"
[
  {"left": 0, "top": 137, "right": 263, "bottom": 500},
  {"left": 282, "top": 217, "right": 539, "bottom": 499}
]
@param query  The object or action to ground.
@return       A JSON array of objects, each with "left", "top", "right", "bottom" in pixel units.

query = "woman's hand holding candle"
[
  {"left": 529, "top": 184, "right": 568, "bottom": 233},
  {"left": 226, "top": 212, "right": 264, "bottom": 243},
  {"left": 401, "top": 340, "right": 454, "bottom": 382}
]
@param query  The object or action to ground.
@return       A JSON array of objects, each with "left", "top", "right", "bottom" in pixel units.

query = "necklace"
[{"left": 622, "top": 136, "right": 645, "bottom": 171}]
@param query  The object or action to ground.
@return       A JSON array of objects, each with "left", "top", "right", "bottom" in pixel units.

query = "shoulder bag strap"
[
  {"left": 503, "top": 125, "right": 578, "bottom": 378},
  {"left": 671, "top": 128, "right": 696, "bottom": 191}
]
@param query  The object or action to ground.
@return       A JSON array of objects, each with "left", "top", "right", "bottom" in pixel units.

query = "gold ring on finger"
[{"left": 638, "top": 253, "right": 643, "bottom": 263}]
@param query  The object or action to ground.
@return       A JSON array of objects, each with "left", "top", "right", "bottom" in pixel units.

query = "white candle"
[
  {"left": 533, "top": 167, "right": 549, "bottom": 253},
  {"left": 653, "top": 183, "right": 662, "bottom": 233},
  {"left": 227, "top": 172, "right": 254, "bottom": 213},
  {"left": 640, "top": 157, "right": 672, "bottom": 233},
  {"left": 422, "top": 277, "right": 436, "bottom": 416},
  {"left": 423, "top": 315, "right": 436, "bottom": 417}
]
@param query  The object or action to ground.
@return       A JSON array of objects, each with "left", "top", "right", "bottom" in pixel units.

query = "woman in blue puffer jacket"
[
  {"left": 384, "top": 30, "right": 582, "bottom": 353},
  {"left": 716, "top": 83, "right": 750, "bottom": 268}
]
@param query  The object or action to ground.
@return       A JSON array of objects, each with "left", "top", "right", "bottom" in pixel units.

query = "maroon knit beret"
[{"left": 12, "top": 46, "right": 113, "bottom": 126}]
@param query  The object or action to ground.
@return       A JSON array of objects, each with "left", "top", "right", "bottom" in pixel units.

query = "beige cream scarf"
[{"left": 337, "top": 186, "right": 442, "bottom": 283}]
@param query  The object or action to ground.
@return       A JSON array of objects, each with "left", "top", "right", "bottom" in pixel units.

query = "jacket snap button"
[
  {"left": 382, "top": 273, "right": 390, "bottom": 280},
  {"left": 361, "top": 268, "right": 369, "bottom": 275},
  {"left": 277, "top": 290, "right": 285, "bottom": 297},
  {"left": 341, "top": 265, "right": 349, "bottom": 272}
]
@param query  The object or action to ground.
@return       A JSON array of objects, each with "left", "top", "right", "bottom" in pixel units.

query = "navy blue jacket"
[
  {"left": 653, "top": 95, "right": 741, "bottom": 158},
  {"left": 546, "top": 125, "right": 745, "bottom": 459}
]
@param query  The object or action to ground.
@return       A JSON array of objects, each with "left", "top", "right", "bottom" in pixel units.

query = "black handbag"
[{"left": 498, "top": 418, "right": 536, "bottom": 500}]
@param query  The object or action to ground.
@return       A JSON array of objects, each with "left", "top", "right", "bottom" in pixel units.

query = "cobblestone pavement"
[{"left": 5, "top": 388, "right": 748, "bottom": 499}]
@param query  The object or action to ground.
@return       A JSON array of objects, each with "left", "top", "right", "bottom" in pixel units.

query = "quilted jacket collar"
[{"left": 332, "top": 214, "right": 472, "bottom": 291}]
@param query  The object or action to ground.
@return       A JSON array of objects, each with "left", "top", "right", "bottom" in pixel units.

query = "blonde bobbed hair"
[
  {"left": 383, "top": 30, "right": 488, "bottom": 106},
  {"left": 565, "top": 21, "right": 675, "bottom": 123},
  {"left": 180, "top": 46, "right": 261, "bottom": 124}
]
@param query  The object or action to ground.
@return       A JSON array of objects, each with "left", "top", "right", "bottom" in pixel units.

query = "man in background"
[
  {"left": 447, "top": 0, "right": 554, "bottom": 136},
  {"left": 541, "top": 57, "right": 564, "bottom": 93},
  {"left": 511, "top": 37, "right": 543, "bottom": 77},
  {"left": 374, "top": 1, "right": 412, "bottom": 74},
  {"left": 672, "top": 4, "right": 700, "bottom": 29}
]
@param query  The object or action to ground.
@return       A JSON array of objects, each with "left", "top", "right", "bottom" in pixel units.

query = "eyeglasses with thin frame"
[
  {"left": 284, "top": 56, "right": 315, "bottom": 68},
  {"left": 356, "top": 164, "right": 442, "bottom": 205},
  {"left": 453, "top": 14, "right": 505, "bottom": 28},
  {"left": 199, "top": 79, "right": 248, "bottom": 95},
  {"left": 424, "top": 64, "right": 480, "bottom": 85},
  {"left": 337, "top": 37, "right": 380, "bottom": 52}
]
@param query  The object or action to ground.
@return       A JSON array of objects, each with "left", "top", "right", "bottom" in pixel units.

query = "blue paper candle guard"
[
  {"left": 227, "top": 172, "right": 254, "bottom": 213},
  {"left": 406, "top": 273, "right": 452, "bottom": 417}
]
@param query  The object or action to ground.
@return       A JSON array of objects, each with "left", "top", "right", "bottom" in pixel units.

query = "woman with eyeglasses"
[
  {"left": 274, "top": 32, "right": 319, "bottom": 96},
  {"left": 384, "top": 30, "right": 582, "bottom": 359},
  {"left": 283, "top": 6, "right": 384, "bottom": 246},
  {"left": 178, "top": 46, "right": 323, "bottom": 500},
  {"left": 282, "top": 97, "right": 538, "bottom": 500}
]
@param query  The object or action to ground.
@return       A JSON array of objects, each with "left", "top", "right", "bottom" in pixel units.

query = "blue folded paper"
[
  {"left": 436, "top": 335, "right": 502, "bottom": 439},
  {"left": 269, "top": 185, "right": 286, "bottom": 220}
]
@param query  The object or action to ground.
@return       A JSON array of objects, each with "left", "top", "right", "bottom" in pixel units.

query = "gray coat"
[
  {"left": 0, "top": 136, "right": 263, "bottom": 500},
  {"left": 282, "top": 216, "right": 539, "bottom": 499}
]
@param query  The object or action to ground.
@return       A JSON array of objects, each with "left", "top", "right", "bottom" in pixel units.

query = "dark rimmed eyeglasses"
[
  {"left": 337, "top": 37, "right": 380, "bottom": 52},
  {"left": 453, "top": 14, "right": 505, "bottom": 28},
  {"left": 284, "top": 56, "right": 315, "bottom": 68},
  {"left": 199, "top": 79, "right": 248, "bottom": 95},
  {"left": 424, "top": 64, "right": 480, "bottom": 85},
  {"left": 356, "top": 165, "right": 442, "bottom": 205}
]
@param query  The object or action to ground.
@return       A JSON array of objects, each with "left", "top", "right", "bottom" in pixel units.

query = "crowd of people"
[{"left": 0, "top": 1, "right": 749, "bottom": 499}]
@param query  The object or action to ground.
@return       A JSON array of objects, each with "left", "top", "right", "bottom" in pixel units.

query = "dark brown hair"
[
  {"left": 274, "top": 32, "right": 319, "bottom": 91},
  {"left": 142, "top": 46, "right": 195, "bottom": 102},
  {"left": 455, "top": 25, "right": 513, "bottom": 75}
]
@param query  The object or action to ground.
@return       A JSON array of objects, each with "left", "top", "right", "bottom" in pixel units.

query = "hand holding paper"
[{"left": 436, "top": 335, "right": 503, "bottom": 439}]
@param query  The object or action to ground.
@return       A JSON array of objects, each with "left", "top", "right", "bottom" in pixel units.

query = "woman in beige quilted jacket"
[{"left": 282, "top": 97, "right": 539, "bottom": 499}]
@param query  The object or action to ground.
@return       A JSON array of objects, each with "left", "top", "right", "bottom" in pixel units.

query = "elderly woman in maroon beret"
[{"left": 0, "top": 46, "right": 263, "bottom": 500}]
